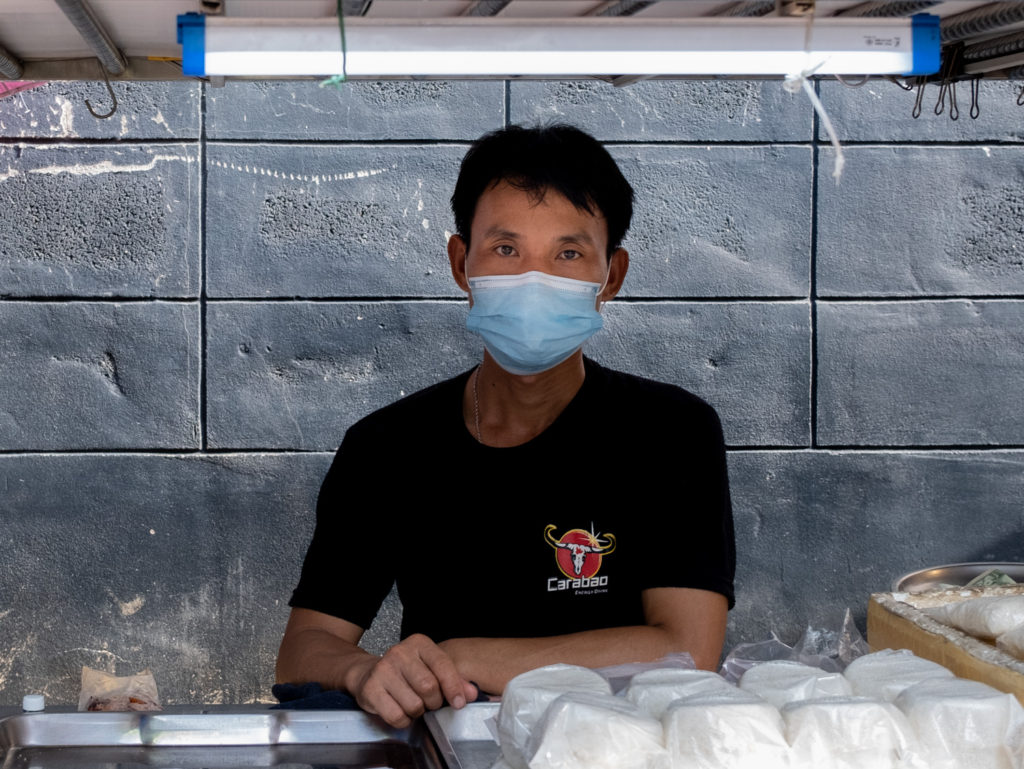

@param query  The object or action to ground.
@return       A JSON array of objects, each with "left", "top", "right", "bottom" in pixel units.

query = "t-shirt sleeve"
[
  {"left": 289, "top": 421, "right": 397, "bottom": 629},
  {"left": 638, "top": 397, "right": 736, "bottom": 609}
]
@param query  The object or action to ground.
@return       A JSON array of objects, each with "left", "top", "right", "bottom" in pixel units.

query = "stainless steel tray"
[
  {"left": 892, "top": 561, "right": 1024, "bottom": 592},
  {"left": 0, "top": 710, "right": 446, "bottom": 769},
  {"left": 424, "top": 703, "right": 500, "bottom": 769}
]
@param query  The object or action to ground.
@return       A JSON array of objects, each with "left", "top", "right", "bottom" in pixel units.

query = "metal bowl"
[{"left": 892, "top": 562, "right": 1024, "bottom": 593}]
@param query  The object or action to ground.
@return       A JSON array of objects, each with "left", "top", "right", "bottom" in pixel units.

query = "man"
[{"left": 276, "top": 124, "right": 735, "bottom": 728}]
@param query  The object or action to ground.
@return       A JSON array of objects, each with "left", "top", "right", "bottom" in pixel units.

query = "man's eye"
[
  {"left": 497, "top": 245, "right": 516, "bottom": 256},
  {"left": 560, "top": 249, "right": 582, "bottom": 260}
]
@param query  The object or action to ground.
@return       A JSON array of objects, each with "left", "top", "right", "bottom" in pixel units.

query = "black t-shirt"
[{"left": 290, "top": 357, "right": 735, "bottom": 643}]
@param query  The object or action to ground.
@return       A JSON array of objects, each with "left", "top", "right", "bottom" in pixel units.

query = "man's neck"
[{"left": 463, "top": 350, "right": 587, "bottom": 448}]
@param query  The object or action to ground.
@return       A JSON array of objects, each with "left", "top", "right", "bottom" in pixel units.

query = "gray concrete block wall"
[{"left": 2, "top": 77, "right": 1023, "bottom": 706}]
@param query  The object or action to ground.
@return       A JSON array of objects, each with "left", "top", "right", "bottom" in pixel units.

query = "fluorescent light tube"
[{"left": 177, "top": 14, "right": 940, "bottom": 79}]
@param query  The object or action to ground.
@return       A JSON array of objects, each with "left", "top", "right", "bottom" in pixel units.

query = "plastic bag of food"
[
  {"left": 895, "top": 677, "right": 1023, "bottom": 769},
  {"left": 497, "top": 664, "right": 611, "bottom": 769},
  {"left": 783, "top": 695, "right": 917, "bottom": 769},
  {"left": 625, "top": 668, "right": 736, "bottom": 719},
  {"left": 924, "top": 596, "right": 1024, "bottom": 640},
  {"left": 527, "top": 691, "right": 667, "bottom": 769},
  {"left": 77, "top": 666, "right": 161, "bottom": 712},
  {"left": 595, "top": 652, "right": 695, "bottom": 695},
  {"left": 842, "top": 649, "right": 953, "bottom": 702},
  {"left": 996, "top": 624, "right": 1024, "bottom": 660},
  {"left": 663, "top": 688, "right": 790, "bottom": 769},
  {"left": 739, "top": 660, "right": 852, "bottom": 708}
]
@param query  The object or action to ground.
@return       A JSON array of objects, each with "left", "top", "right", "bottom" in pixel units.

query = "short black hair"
[{"left": 450, "top": 124, "right": 634, "bottom": 259}]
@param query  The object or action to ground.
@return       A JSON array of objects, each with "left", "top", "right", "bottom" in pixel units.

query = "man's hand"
[
  {"left": 277, "top": 609, "right": 477, "bottom": 729},
  {"left": 345, "top": 634, "right": 478, "bottom": 728}
]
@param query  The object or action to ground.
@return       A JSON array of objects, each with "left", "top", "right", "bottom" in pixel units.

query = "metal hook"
[
  {"left": 969, "top": 78, "right": 980, "bottom": 119},
  {"left": 1018, "top": 84, "right": 1024, "bottom": 106},
  {"left": 934, "top": 43, "right": 963, "bottom": 120},
  {"left": 85, "top": 62, "right": 118, "bottom": 119},
  {"left": 912, "top": 78, "right": 926, "bottom": 119},
  {"left": 934, "top": 80, "right": 947, "bottom": 115}
]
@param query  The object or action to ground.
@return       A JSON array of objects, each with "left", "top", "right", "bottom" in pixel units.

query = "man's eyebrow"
[
  {"left": 480, "top": 227, "right": 599, "bottom": 246},
  {"left": 557, "top": 231, "right": 598, "bottom": 246},
  {"left": 482, "top": 227, "right": 520, "bottom": 240}
]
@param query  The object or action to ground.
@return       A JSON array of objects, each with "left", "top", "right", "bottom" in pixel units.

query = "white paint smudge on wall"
[
  {"left": 29, "top": 154, "right": 196, "bottom": 177},
  {"left": 0, "top": 166, "right": 20, "bottom": 182},
  {"left": 208, "top": 159, "right": 390, "bottom": 186},
  {"left": 150, "top": 110, "right": 173, "bottom": 134},
  {"left": 56, "top": 96, "right": 74, "bottom": 137}
]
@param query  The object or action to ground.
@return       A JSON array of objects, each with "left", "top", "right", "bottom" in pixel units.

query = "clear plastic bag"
[
  {"left": 595, "top": 652, "right": 695, "bottom": 695},
  {"left": 720, "top": 608, "right": 868, "bottom": 683},
  {"left": 77, "top": 666, "right": 161, "bottom": 712}
]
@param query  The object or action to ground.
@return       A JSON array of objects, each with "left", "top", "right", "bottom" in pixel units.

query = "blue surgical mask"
[{"left": 466, "top": 270, "right": 606, "bottom": 375}]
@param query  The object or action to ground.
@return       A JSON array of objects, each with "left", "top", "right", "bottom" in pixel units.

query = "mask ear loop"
[{"left": 595, "top": 262, "right": 614, "bottom": 312}]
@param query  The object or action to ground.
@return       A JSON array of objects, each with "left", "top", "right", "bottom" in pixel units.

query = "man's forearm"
[
  {"left": 440, "top": 588, "right": 729, "bottom": 695},
  {"left": 276, "top": 626, "right": 377, "bottom": 692},
  {"left": 440, "top": 624, "right": 705, "bottom": 695}
]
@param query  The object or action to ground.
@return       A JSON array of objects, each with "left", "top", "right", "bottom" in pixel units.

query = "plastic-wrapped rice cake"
[
  {"left": 497, "top": 664, "right": 612, "bottom": 769},
  {"left": 625, "top": 668, "right": 737, "bottom": 719},
  {"left": 739, "top": 660, "right": 852, "bottom": 708},
  {"left": 783, "top": 696, "right": 916, "bottom": 769},
  {"left": 663, "top": 688, "right": 789, "bottom": 769},
  {"left": 924, "top": 596, "right": 1024, "bottom": 640},
  {"left": 997, "top": 624, "right": 1024, "bottom": 660},
  {"left": 843, "top": 648, "right": 954, "bottom": 702},
  {"left": 527, "top": 691, "right": 668, "bottom": 769},
  {"left": 895, "top": 677, "right": 1024, "bottom": 769}
]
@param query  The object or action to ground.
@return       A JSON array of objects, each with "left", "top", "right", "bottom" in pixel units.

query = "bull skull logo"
[{"left": 544, "top": 523, "right": 616, "bottom": 579}]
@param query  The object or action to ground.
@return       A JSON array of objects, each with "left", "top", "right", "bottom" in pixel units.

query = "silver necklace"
[{"left": 472, "top": 365, "right": 482, "bottom": 442}]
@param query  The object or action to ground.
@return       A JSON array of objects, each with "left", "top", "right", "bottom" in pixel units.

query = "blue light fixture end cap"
[
  {"left": 907, "top": 14, "right": 941, "bottom": 77},
  {"left": 177, "top": 13, "right": 206, "bottom": 77}
]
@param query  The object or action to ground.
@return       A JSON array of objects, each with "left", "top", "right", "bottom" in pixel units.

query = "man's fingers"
[
  {"left": 362, "top": 694, "right": 413, "bottom": 729},
  {"left": 356, "top": 671, "right": 419, "bottom": 728},
  {"left": 418, "top": 641, "right": 471, "bottom": 709},
  {"left": 351, "top": 635, "right": 471, "bottom": 728}
]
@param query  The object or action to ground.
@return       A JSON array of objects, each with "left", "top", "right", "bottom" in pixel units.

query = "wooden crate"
[{"left": 868, "top": 590, "right": 1024, "bottom": 704}]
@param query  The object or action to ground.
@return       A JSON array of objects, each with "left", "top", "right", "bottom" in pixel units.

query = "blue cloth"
[
  {"left": 271, "top": 681, "right": 489, "bottom": 710},
  {"left": 271, "top": 682, "right": 359, "bottom": 710}
]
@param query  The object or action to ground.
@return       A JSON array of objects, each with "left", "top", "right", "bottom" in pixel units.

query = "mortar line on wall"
[
  {"left": 0, "top": 449, "right": 333, "bottom": 456},
  {"left": 808, "top": 79, "right": 820, "bottom": 451},
  {"left": 6, "top": 136, "right": 1015, "bottom": 148},
  {"left": 816, "top": 295, "right": 1024, "bottom": 303},
  {"left": 6, "top": 294, "right": 1024, "bottom": 304},
  {"left": 199, "top": 82, "right": 209, "bottom": 451},
  {"left": 195, "top": 295, "right": 814, "bottom": 304},
  {"left": 4, "top": 137, "right": 1019, "bottom": 149},
  {"left": 0, "top": 297, "right": 201, "bottom": 303},
  {"left": 0, "top": 137, "right": 198, "bottom": 146},
  {"left": 199, "top": 138, "right": 813, "bottom": 148},
  {"left": 2, "top": 445, "right": 1024, "bottom": 457}
]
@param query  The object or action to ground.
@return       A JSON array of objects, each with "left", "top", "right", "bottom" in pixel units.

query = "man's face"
[{"left": 447, "top": 181, "right": 628, "bottom": 306}]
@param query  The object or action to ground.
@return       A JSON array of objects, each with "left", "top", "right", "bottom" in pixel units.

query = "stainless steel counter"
[
  {"left": 0, "top": 708, "right": 445, "bottom": 769},
  {"left": 0, "top": 704, "right": 502, "bottom": 769}
]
